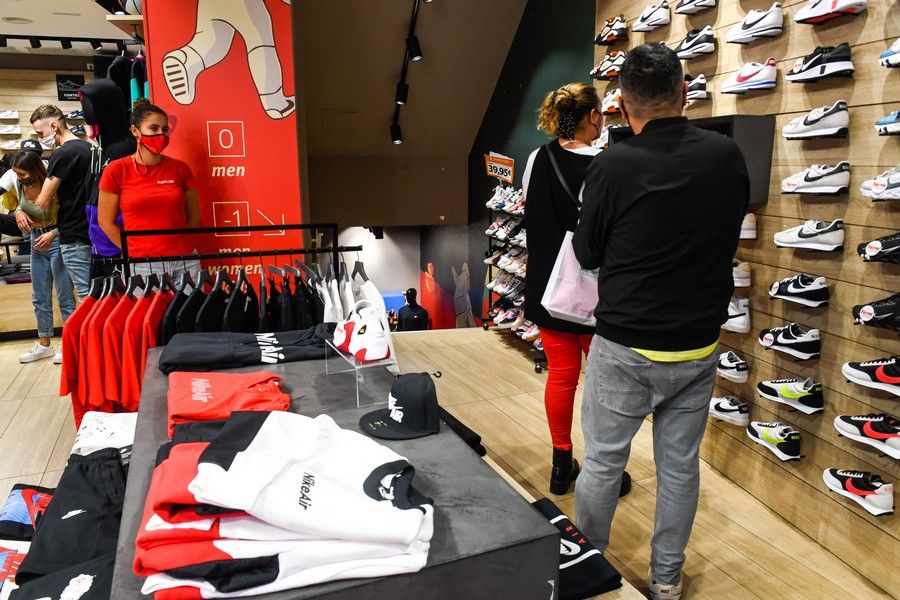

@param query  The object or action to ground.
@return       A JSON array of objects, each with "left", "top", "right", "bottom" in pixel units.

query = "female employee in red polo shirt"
[{"left": 98, "top": 101, "right": 200, "bottom": 265}]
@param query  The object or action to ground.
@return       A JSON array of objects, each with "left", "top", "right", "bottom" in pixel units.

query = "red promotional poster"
[{"left": 144, "top": 0, "right": 301, "bottom": 265}]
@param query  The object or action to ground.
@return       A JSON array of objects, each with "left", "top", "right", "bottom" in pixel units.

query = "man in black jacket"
[{"left": 572, "top": 44, "right": 748, "bottom": 600}]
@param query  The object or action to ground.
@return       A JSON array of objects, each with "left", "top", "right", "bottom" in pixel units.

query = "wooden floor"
[
  {"left": 0, "top": 327, "right": 890, "bottom": 598},
  {"left": 0, "top": 275, "right": 65, "bottom": 335},
  {"left": 393, "top": 328, "right": 892, "bottom": 600}
]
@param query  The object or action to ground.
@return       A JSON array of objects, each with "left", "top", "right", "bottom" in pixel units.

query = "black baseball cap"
[
  {"left": 359, "top": 373, "right": 440, "bottom": 440},
  {"left": 19, "top": 140, "right": 43, "bottom": 155}
]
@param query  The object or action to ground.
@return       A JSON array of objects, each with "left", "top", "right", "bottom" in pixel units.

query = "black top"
[
  {"left": 176, "top": 287, "right": 209, "bottom": 334},
  {"left": 48, "top": 139, "right": 92, "bottom": 244},
  {"left": 223, "top": 282, "right": 260, "bottom": 333},
  {"left": 573, "top": 117, "right": 750, "bottom": 351},
  {"left": 161, "top": 289, "right": 190, "bottom": 344},
  {"left": 523, "top": 141, "right": 596, "bottom": 334},
  {"left": 294, "top": 278, "right": 315, "bottom": 329},
  {"left": 398, "top": 304, "right": 429, "bottom": 331},
  {"left": 195, "top": 288, "right": 228, "bottom": 332},
  {"left": 277, "top": 278, "right": 296, "bottom": 331}
]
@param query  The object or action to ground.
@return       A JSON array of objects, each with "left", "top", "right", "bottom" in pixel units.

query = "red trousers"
[{"left": 539, "top": 327, "right": 593, "bottom": 451}]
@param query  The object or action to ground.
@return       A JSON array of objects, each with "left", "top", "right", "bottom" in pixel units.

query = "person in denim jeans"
[
  {"left": 29, "top": 105, "right": 93, "bottom": 300},
  {"left": 572, "top": 44, "right": 749, "bottom": 599},
  {"left": 10, "top": 151, "right": 75, "bottom": 363}
]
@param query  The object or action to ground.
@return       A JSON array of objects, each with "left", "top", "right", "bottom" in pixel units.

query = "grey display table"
[{"left": 111, "top": 348, "right": 560, "bottom": 599}]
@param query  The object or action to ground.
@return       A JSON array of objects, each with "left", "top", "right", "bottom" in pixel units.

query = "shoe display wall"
[{"left": 595, "top": 0, "right": 900, "bottom": 578}]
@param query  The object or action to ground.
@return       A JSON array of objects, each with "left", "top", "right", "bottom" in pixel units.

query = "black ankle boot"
[{"left": 550, "top": 448, "right": 580, "bottom": 495}]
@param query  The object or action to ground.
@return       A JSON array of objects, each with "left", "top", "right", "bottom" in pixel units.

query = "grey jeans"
[{"left": 575, "top": 335, "right": 718, "bottom": 585}]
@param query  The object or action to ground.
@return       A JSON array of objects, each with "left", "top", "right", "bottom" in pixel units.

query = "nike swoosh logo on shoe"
[
  {"left": 741, "top": 11, "right": 771, "bottom": 29},
  {"left": 862, "top": 421, "right": 898, "bottom": 440},
  {"left": 875, "top": 366, "right": 900, "bottom": 384},
  {"left": 736, "top": 66, "right": 765, "bottom": 82}
]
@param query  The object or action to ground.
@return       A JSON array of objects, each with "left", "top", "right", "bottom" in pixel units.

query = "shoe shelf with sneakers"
[{"left": 483, "top": 186, "right": 545, "bottom": 368}]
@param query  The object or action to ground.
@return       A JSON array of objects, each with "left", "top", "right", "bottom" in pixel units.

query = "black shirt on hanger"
[
  {"left": 223, "top": 282, "right": 260, "bottom": 333},
  {"left": 293, "top": 276, "right": 314, "bottom": 329},
  {"left": 277, "top": 277, "right": 296, "bottom": 332},
  {"left": 266, "top": 276, "right": 281, "bottom": 331},
  {"left": 258, "top": 278, "right": 271, "bottom": 332},
  {"left": 176, "top": 286, "right": 209, "bottom": 334},
  {"left": 195, "top": 288, "right": 228, "bottom": 333},
  {"left": 162, "top": 289, "right": 190, "bottom": 344}
]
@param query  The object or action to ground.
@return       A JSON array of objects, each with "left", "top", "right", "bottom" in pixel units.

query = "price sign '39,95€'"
[{"left": 484, "top": 152, "right": 515, "bottom": 184}]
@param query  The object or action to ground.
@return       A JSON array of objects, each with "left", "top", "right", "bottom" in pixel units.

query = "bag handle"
[{"left": 545, "top": 143, "right": 580, "bottom": 208}]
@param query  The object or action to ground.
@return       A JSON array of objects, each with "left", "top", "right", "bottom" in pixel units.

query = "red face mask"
[{"left": 139, "top": 133, "right": 169, "bottom": 155}]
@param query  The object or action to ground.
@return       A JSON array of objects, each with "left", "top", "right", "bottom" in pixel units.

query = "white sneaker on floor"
[
  {"left": 19, "top": 343, "right": 55, "bottom": 363},
  {"left": 649, "top": 569, "right": 683, "bottom": 600},
  {"left": 53, "top": 351, "right": 62, "bottom": 365}
]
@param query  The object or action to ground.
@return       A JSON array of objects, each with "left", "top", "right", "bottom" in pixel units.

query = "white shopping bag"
[{"left": 540, "top": 231, "right": 599, "bottom": 327}]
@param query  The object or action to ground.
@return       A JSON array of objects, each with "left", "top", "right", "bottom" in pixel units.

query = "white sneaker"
[
  {"left": 727, "top": 2, "right": 784, "bottom": 44},
  {"left": 53, "top": 351, "right": 62, "bottom": 365},
  {"left": 740, "top": 213, "right": 757, "bottom": 239},
  {"left": 717, "top": 351, "right": 749, "bottom": 382},
  {"left": 860, "top": 165, "right": 900, "bottom": 201},
  {"left": 782, "top": 100, "right": 849, "bottom": 139},
  {"left": 648, "top": 569, "right": 683, "bottom": 600},
  {"left": 795, "top": 0, "right": 866, "bottom": 24},
  {"left": 632, "top": 1, "right": 670, "bottom": 32},
  {"left": 19, "top": 343, "right": 55, "bottom": 364},
  {"left": 781, "top": 162, "right": 850, "bottom": 195},
  {"left": 721, "top": 58, "right": 777, "bottom": 94},
  {"left": 722, "top": 298, "right": 750, "bottom": 333},
  {"left": 709, "top": 396, "right": 751, "bottom": 426},
  {"left": 773, "top": 219, "right": 844, "bottom": 251},
  {"left": 732, "top": 259, "right": 751, "bottom": 287},
  {"left": 0, "top": 110, "right": 18, "bottom": 120},
  {"left": 0, "top": 125, "right": 21, "bottom": 136}
]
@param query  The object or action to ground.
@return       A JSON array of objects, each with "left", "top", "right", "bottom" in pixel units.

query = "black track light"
[
  {"left": 395, "top": 82, "right": 409, "bottom": 105},
  {"left": 406, "top": 36, "right": 422, "bottom": 61},
  {"left": 29, "top": 37, "right": 41, "bottom": 49},
  {"left": 91, "top": 40, "right": 103, "bottom": 50},
  {"left": 116, "top": 41, "right": 126, "bottom": 53},
  {"left": 390, "top": 122, "right": 403, "bottom": 145},
  {"left": 60, "top": 39, "right": 72, "bottom": 49},
  {"left": 0, "top": 36, "right": 6, "bottom": 48}
]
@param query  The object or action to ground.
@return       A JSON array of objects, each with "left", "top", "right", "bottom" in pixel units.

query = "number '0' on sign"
[{"left": 484, "top": 154, "right": 514, "bottom": 184}]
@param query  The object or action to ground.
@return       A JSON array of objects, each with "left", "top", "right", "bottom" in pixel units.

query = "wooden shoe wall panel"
[{"left": 596, "top": 0, "right": 899, "bottom": 593}]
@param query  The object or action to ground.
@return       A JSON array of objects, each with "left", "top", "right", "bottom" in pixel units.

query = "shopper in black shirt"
[
  {"left": 572, "top": 44, "right": 749, "bottom": 598},
  {"left": 522, "top": 82, "right": 608, "bottom": 497},
  {"left": 397, "top": 288, "right": 429, "bottom": 331},
  {"left": 30, "top": 105, "right": 93, "bottom": 300}
]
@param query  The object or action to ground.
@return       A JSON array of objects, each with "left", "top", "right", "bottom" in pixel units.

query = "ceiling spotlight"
[
  {"left": 0, "top": 36, "right": 6, "bottom": 48},
  {"left": 390, "top": 122, "right": 403, "bottom": 145},
  {"left": 60, "top": 39, "right": 72, "bottom": 49},
  {"left": 423, "top": 0, "right": 432, "bottom": 3},
  {"left": 29, "top": 37, "right": 41, "bottom": 49},
  {"left": 406, "top": 36, "right": 422, "bottom": 61},
  {"left": 90, "top": 40, "right": 103, "bottom": 50},
  {"left": 395, "top": 82, "right": 409, "bottom": 105}
]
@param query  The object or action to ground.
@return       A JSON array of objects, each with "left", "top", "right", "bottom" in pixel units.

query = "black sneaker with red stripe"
[
  {"left": 833, "top": 414, "right": 900, "bottom": 460},
  {"left": 823, "top": 468, "right": 894, "bottom": 516},
  {"left": 842, "top": 356, "right": 900, "bottom": 396}
]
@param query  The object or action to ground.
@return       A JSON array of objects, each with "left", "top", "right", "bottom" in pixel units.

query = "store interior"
[{"left": 0, "top": 0, "right": 896, "bottom": 598}]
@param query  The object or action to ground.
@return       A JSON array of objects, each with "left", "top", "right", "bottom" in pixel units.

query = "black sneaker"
[
  {"left": 65, "top": 109, "right": 84, "bottom": 120},
  {"left": 747, "top": 421, "right": 802, "bottom": 461},
  {"left": 786, "top": 43, "right": 854, "bottom": 82},
  {"left": 756, "top": 377, "right": 824, "bottom": 414},
  {"left": 853, "top": 293, "right": 900, "bottom": 332},
  {"left": 70, "top": 124, "right": 86, "bottom": 136},
  {"left": 842, "top": 357, "right": 900, "bottom": 396},
  {"left": 768, "top": 273, "right": 830, "bottom": 307},
  {"left": 858, "top": 232, "right": 900, "bottom": 264},
  {"left": 675, "top": 25, "right": 716, "bottom": 59},
  {"left": 758, "top": 323, "right": 821, "bottom": 360},
  {"left": 823, "top": 469, "right": 894, "bottom": 517},
  {"left": 686, "top": 73, "right": 709, "bottom": 100}
]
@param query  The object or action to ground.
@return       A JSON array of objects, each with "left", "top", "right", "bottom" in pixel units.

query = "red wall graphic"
[{"left": 145, "top": 0, "right": 301, "bottom": 263}]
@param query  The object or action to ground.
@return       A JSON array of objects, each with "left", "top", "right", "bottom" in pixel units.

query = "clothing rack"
[{"left": 119, "top": 223, "right": 361, "bottom": 278}]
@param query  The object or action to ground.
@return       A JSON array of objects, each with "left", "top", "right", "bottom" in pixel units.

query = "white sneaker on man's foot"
[
  {"left": 53, "top": 351, "right": 62, "bottom": 365},
  {"left": 649, "top": 569, "right": 683, "bottom": 600},
  {"left": 19, "top": 343, "right": 55, "bottom": 363}
]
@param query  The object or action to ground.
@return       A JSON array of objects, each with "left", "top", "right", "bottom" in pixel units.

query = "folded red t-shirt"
[{"left": 166, "top": 371, "right": 291, "bottom": 437}]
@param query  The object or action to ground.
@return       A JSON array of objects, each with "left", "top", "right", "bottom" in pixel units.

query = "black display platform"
[{"left": 111, "top": 349, "right": 560, "bottom": 599}]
